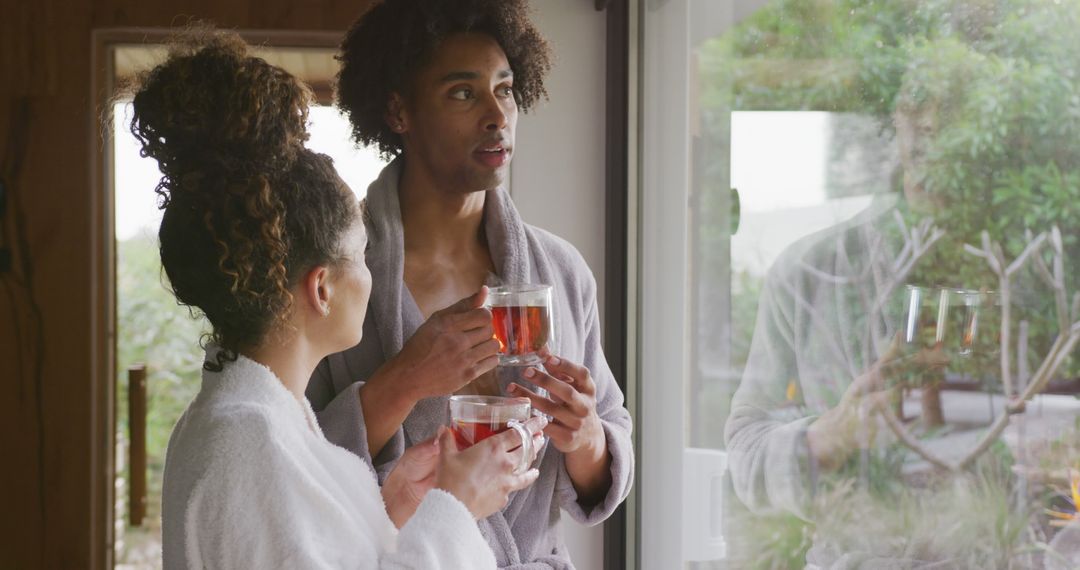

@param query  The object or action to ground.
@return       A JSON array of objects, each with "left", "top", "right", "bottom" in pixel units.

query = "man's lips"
[{"left": 474, "top": 144, "right": 511, "bottom": 168}]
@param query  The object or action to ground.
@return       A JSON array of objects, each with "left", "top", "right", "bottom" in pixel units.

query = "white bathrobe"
[{"left": 161, "top": 352, "right": 495, "bottom": 569}]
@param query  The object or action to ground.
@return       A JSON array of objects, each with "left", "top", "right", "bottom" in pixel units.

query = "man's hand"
[
  {"left": 391, "top": 287, "right": 501, "bottom": 401},
  {"left": 361, "top": 288, "right": 500, "bottom": 457},
  {"left": 806, "top": 334, "right": 948, "bottom": 471},
  {"left": 508, "top": 352, "right": 611, "bottom": 505}
]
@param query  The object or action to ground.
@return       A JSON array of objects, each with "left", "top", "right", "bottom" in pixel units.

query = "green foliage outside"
[
  {"left": 702, "top": 0, "right": 1079, "bottom": 380},
  {"left": 105, "top": 1, "right": 1080, "bottom": 566},
  {"left": 701, "top": 0, "right": 1080, "bottom": 566},
  {"left": 116, "top": 229, "right": 208, "bottom": 568}
]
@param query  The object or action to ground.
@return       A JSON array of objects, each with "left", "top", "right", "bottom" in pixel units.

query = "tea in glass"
[
  {"left": 485, "top": 284, "right": 554, "bottom": 366},
  {"left": 448, "top": 395, "right": 532, "bottom": 450}
]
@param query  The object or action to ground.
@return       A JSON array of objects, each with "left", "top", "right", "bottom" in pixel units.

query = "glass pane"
[
  {"left": 111, "top": 50, "right": 386, "bottom": 566},
  {"left": 641, "top": 1, "right": 1080, "bottom": 568}
]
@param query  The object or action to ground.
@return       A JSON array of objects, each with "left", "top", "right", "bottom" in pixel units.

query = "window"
[{"left": 638, "top": 1, "right": 1080, "bottom": 567}]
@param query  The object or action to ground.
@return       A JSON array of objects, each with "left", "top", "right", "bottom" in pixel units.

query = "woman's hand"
[
  {"left": 381, "top": 435, "right": 441, "bottom": 529},
  {"left": 434, "top": 415, "right": 547, "bottom": 520}
]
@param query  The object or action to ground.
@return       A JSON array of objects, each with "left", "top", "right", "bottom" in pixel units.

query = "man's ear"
[
  {"left": 302, "top": 265, "right": 333, "bottom": 316},
  {"left": 385, "top": 92, "right": 408, "bottom": 134}
]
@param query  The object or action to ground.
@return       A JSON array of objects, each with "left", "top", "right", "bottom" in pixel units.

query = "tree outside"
[
  {"left": 115, "top": 229, "right": 208, "bottom": 570},
  {"left": 700, "top": 0, "right": 1080, "bottom": 567}
]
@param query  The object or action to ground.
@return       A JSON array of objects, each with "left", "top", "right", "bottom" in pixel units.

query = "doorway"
[{"left": 98, "top": 31, "right": 387, "bottom": 568}]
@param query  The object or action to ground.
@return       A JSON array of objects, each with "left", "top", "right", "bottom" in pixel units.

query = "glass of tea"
[
  {"left": 448, "top": 395, "right": 533, "bottom": 472},
  {"left": 485, "top": 284, "right": 554, "bottom": 366},
  {"left": 900, "top": 284, "right": 944, "bottom": 350},
  {"left": 900, "top": 285, "right": 999, "bottom": 357}
]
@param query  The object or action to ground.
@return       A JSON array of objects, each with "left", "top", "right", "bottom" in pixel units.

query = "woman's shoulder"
[
  {"left": 170, "top": 403, "right": 386, "bottom": 569},
  {"left": 161, "top": 398, "right": 290, "bottom": 534},
  {"left": 168, "top": 398, "right": 286, "bottom": 475}
]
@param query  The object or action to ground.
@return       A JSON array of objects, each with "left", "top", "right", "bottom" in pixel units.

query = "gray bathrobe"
[
  {"left": 723, "top": 196, "right": 967, "bottom": 568},
  {"left": 725, "top": 196, "right": 903, "bottom": 520},
  {"left": 307, "top": 159, "right": 634, "bottom": 569}
]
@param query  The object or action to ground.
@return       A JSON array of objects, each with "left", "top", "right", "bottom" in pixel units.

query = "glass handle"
[{"left": 507, "top": 419, "right": 533, "bottom": 474}]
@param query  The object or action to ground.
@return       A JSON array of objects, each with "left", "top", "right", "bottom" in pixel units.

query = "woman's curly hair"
[
  {"left": 128, "top": 26, "right": 359, "bottom": 370},
  {"left": 336, "top": 0, "right": 552, "bottom": 158}
]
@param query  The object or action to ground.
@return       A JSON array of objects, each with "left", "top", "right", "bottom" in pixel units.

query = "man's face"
[{"left": 395, "top": 32, "right": 518, "bottom": 194}]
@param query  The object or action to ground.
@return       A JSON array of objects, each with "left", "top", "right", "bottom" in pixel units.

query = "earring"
[{"left": 322, "top": 304, "right": 331, "bottom": 317}]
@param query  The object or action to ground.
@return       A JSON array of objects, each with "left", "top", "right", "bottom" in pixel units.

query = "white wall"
[
  {"left": 512, "top": 0, "right": 608, "bottom": 318},
  {"left": 510, "top": 0, "right": 608, "bottom": 569}
]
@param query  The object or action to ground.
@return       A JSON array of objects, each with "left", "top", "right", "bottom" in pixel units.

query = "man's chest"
[{"left": 403, "top": 256, "right": 494, "bottom": 319}]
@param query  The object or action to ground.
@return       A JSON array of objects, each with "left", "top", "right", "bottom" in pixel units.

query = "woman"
[{"left": 130, "top": 29, "right": 544, "bottom": 569}]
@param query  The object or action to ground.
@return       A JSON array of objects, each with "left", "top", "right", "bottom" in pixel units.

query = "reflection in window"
[{"left": 683, "top": 1, "right": 1080, "bottom": 567}]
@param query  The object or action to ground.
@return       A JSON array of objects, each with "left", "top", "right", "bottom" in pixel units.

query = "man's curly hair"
[{"left": 336, "top": 0, "right": 552, "bottom": 158}]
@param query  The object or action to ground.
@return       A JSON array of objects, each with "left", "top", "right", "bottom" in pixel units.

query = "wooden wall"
[{"left": 0, "top": 1, "right": 370, "bottom": 567}]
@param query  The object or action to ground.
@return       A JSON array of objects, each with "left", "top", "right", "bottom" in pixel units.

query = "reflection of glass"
[
  {"left": 640, "top": 0, "right": 1080, "bottom": 566},
  {"left": 896, "top": 284, "right": 1003, "bottom": 397},
  {"left": 901, "top": 285, "right": 999, "bottom": 358},
  {"left": 957, "top": 291, "right": 979, "bottom": 356},
  {"left": 928, "top": 288, "right": 969, "bottom": 356},
  {"left": 485, "top": 284, "right": 554, "bottom": 366},
  {"left": 902, "top": 285, "right": 940, "bottom": 350},
  {"left": 954, "top": 289, "right": 999, "bottom": 358}
]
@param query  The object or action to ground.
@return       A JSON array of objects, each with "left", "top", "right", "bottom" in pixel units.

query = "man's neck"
[{"left": 399, "top": 162, "right": 489, "bottom": 257}]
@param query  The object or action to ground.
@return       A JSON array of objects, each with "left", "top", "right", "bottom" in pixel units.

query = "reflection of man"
[
  {"left": 724, "top": 192, "right": 905, "bottom": 516},
  {"left": 306, "top": 2, "right": 633, "bottom": 568},
  {"left": 723, "top": 60, "right": 957, "bottom": 565}
]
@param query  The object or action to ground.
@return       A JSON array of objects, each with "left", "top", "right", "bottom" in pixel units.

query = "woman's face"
[{"left": 326, "top": 219, "right": 372, "bottom": 353}]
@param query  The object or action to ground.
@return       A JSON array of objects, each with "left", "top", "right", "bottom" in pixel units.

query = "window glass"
[{"left": 640, "top": 1, "right": 1080, "bottom": 567}]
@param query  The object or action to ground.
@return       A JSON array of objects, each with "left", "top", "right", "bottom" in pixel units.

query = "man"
[
  {"left": 307, "top": 1, "right": 633, "bottom": 567},
  {"left": 724, "top": 49, "right": 973, "bottom": 567}
]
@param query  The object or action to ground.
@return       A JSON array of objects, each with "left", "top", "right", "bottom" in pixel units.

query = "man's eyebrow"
[
  {"left": 438, "top": 69, "right": 514, "bottom": 83},
  {"left": 439, "top": 71, "right": 477, "bottom": 82}
]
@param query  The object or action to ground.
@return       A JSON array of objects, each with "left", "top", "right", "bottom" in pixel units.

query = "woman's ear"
[
  {"left": 302, "top": 265, "right": 333, "bottom": 317},
  {"left": 385, "top": 92, "right": 408, "bottom": 134}
]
